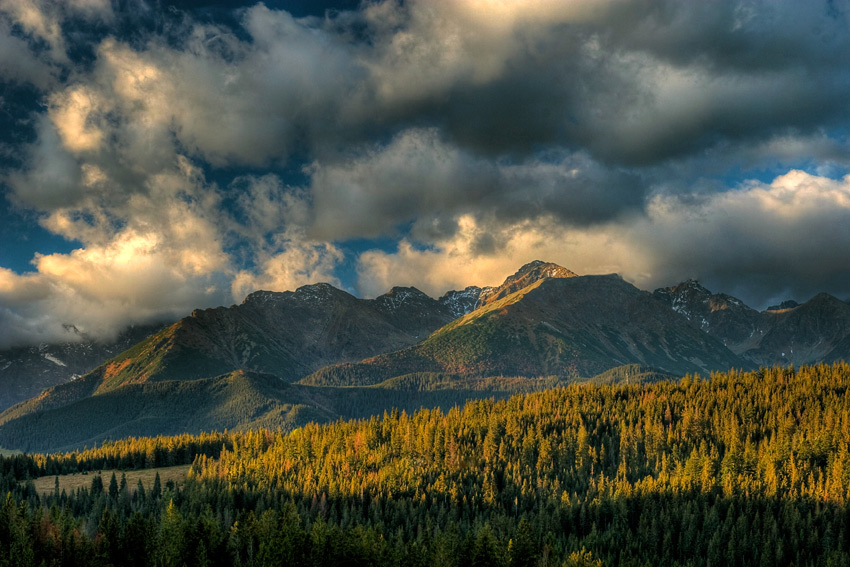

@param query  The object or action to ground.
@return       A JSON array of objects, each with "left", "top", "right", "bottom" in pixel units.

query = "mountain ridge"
[
  {"left": 652, "top": 281, "right": 850, "bottom": 366},
  {"left": 301, "top": 274, "right": 749, "bottom": 387},
  {"left": 2, "top": 260, "right": 850, "bottom": 452}
]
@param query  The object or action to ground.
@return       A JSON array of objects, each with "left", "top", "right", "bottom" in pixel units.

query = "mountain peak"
[
  {"left": 506, "top": 261, "right": 577, "bottom": 284},
  {"left": 240, "top": 289, "right": 287, "bottom": 306},
  {"left": 479, "top": 261, "right": 577, "bottom": 307},
  {"left": 766, "top": 299, "right": 799, "bottom": 312},
  {"left": 372, "top": 286, "right": 437, "bottom": 312},
  {"left": 381, "top": 286, "right": 431, "bottom": 300}
]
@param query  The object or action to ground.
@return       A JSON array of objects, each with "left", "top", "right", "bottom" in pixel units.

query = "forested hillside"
[{"left": 2, "top": 363, "right": 850, "bottom": 566}]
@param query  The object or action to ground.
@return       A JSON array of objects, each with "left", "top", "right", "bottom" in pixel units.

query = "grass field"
[{"left": 30, "top": 464, "right": 192, "bottom": 496}]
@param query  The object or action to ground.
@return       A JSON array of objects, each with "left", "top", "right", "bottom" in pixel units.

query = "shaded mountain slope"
[
  {"left": 0, "top": 260, "right": 576, "bottom": 414},
  {"left": 0, "top": 371, "right": 334, "bottom": 453},
  {"left": 652, "top": 280, "right": 763, "bottom": 351},
  {"left": 0, "top": 261, "right": 583, "bottom": 446},
  {"left": 79, "top": 282, "right": 458, "bottom": 396},
  {"left": 0, "top": 323, "right": 165, "bottom": 411},
  {"left": 654, "top": 282, "right": 850, "bottom": 366},
  {"left": 302, "top": 274, "right": 748, "bottom": 387},
  {"left": 751, "top": 293, "right": 850, "bottom": 365},
  {"left": 0, "top": 369, "right": 571, "bottom": 453}
]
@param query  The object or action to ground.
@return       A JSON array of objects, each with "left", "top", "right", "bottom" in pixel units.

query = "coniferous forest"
[{"left": 3, "top": 363, "right": 850, "bottom": 566}]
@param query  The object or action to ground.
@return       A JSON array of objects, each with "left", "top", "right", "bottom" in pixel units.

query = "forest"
[{"left": 2, "top": 363, "right": 850, "bottom": 566}]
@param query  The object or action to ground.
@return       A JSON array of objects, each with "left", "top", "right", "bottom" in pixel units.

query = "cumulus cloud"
[
  {"left": 227, "top": 174, "right": 344, "bottom": 300},
  {"left": 231, "top": 237, "right": 343, "bottom": 301},
  {"left": 631, "top": 170, "right": 850, "bottom": 306},
  {"left": 354, "top": 214, "right": 641, "bottom": 298},
  {"left": 357, "top": 171, "right": 850, "bottom": 308},
  {"left": 0, "top": 232, "right": 230, "bottom": 347},
  {"left": 0, "top": 0, "right": 113, "bottom": 64},
  {"left": 0, "top": 18, "right": 54, "bottom": 88},
  {"left": 341, "top": 0, "right": 850, "bottom": 164}
]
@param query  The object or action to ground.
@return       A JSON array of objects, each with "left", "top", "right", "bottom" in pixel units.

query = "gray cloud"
[
  {"left": 631, "top": 171, "right": 850, "bottom": 307},
  {"left": 307, "top": 128, "right": 646, "bottom": 242},
  {"left": 332, "top": 0, "right": 850, "bottom": 167},
  {"left": 356, "top": 170, "right": 850, "bottom": 307},
  {"left": 3, "top": 0, "right": 850, "bottom": 346}
]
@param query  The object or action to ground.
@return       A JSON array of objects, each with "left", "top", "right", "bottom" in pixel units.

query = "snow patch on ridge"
[{"left": 43, "top": 354, "right": 66, "bottom": 367}]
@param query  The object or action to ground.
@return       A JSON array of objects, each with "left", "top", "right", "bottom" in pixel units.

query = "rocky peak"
[
  {"left": 439, "top": 286, "right": 490, "bottom": 318},
  {"left": 371, "top": 286, "right": 444, "bottom": 317},
  {"left": 766, "top": 299, "right": 799, "bottom": 312},
  {"left": 652, "top": 280, "right": 760, "bottom": 345},
  {"left": 502, "top": 260, "right": 577, "bottom": 286},
  {"left": 240, "top": 290, "right": 288, "bottom": 307},
  {"left": 479, "top": 261, "right": 577, "bottom": 307},
  {"left": 653, "top": 279, "right": 711, "bottom": 310},
  {"left": 294, "top": 282, "right": 344, "bottom": 302}
]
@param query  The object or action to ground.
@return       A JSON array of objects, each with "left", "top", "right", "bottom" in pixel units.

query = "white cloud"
[
  {"left": 48, "top": 85, "right": 106, "bottom": 154},
  {"left": 356, "top": 214, "right": 637, "bottom": 298},
  {"left": 0, "top": 233, "right": 230, "bottom": 347},
  {"left": 357, "top": 171, "right": 850, "bottom": 306},
  {"left": 230, "top": 235, "right": 343, "bottom": 301}
]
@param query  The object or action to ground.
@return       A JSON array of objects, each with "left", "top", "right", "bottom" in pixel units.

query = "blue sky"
[{"left": 1, "top": 0, "right": 850, "bottom": 347}]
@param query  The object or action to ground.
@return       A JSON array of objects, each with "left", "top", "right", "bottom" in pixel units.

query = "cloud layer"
[{"left": 1, "top": 0, "right": 850, "bottom": 346}]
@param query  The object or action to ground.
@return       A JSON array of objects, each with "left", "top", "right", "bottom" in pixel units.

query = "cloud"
[
  {"left": 0, "top": 0, "right": 113, "bottom": 64},
  {"left": 227, "top": 174, "right": 344, "bottom": 300},
  {"left": 82, "top": 7, "right": 361, "bottom": 168},
  {"left": 0, "top": 18, "right": 55, "bottom": 88},
  {"left": 355, "top": 214, "right": 638, "bottom": 298},
  {"left": 48, "top": 85, "right": 106, "bottom": 154},
  {"left": 3, "top": 0, "right": 850, "bottom": 348},
  {"left": 0, "top": 231, "right": 230, "bottom": 348},
  {"left": 357, "top": 171, "right": 850, "bottom": 307},
  {"left": 308, "top": 128, "right": 644, "bottom": 242},
  {"left": 230, "top": 236, "right": 343, "bottom": 301},
  {"left": 631, "top": 170, "right": 850, "bottom": 306},
  {"left": 339, "top": 0, "right": 850, "bottom": 164}
]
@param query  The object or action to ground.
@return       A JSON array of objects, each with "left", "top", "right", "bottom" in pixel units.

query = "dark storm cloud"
[{"left": 341, "top": 0, "right": 850, "bottom": 167}]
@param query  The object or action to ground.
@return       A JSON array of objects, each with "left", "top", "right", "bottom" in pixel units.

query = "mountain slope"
[
  {"left": 79, "top": 282, "right": 458, "bottom": 396},
  {"left": 0, "top": 371, "right": 334, "bottom": 453},
  {"left": 0, "top": 261, "right": 584, "bottom": 448},
  {"left": 0, "top": 323, "right": 166, "bottom": 411},
  {"left": 0, "top": 369, "right": 571, "bottom": 453},
  {"left": 653, "top": 282, "right": 850, "bottom": 366},
  {"left": 302, "top": 274, "right": 749, "bottom": 386},
  {"left": 437, "top": 260, "right": 576, "bottom": 317}
]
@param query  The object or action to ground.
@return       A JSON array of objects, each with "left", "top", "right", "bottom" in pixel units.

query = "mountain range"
[{"left": 1, "top": 260, "right": 849, "bottom": 452}]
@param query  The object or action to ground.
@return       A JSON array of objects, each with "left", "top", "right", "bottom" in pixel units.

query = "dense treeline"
[{"left": 2, "top": 363, "right": 850, "bottom": 566}]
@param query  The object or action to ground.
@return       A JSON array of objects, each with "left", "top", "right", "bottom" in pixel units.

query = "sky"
[{"left": 1, "top": 0, "right": 850, "bottom": 348}]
